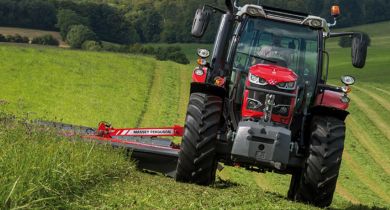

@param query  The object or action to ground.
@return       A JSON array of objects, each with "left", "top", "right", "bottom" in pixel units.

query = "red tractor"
[{"left": 176, "top": 1, "right": 368, "bottom": 207}]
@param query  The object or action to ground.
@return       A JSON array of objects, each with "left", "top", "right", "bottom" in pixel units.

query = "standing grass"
[{"left": 0, "top": 113, "right": 134, "bottom": 209}]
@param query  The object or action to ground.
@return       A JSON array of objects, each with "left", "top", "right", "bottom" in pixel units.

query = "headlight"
[
  {"left": 276, "top": 81, "right": 296, "bottom": 90},
  {"left": 249, "top": 73, "right": 267, "bottom": 85},
  {"left": 247, "top": 98, "right": 262, "bottom": 110},
  {"left": 341, "top": 75, "right": 355, "bottom": 85},
  {"left": 309, "top": 19, "right": 322, "bottom": 28},
  {"left": 341, "top": 96, "right": 350, "bottom": 103},
  {"left": 302, "top": 17, "right": 325, "bottom": 29},
  {"left": 197, "top": 49, "right": 210, "bottom": 58},
  {"left": 194, "top": 68, "right": 204, "bottom": 76}
]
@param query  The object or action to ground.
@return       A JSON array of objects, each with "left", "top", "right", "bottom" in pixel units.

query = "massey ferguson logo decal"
[{"left": 118, "top": 129, "right": 174, "bottom": 136}]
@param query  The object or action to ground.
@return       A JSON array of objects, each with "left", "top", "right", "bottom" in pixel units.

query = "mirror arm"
[
  {"left": 329, "top": 32, "right": 355, "bottom": 38},
  {"left": 328, "top": 17, "right": 337, "bottom": 28}
]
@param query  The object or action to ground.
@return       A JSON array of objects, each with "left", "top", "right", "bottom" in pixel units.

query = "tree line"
[{"left": 0, "top": 0, "right": 389, "bottom": 45}]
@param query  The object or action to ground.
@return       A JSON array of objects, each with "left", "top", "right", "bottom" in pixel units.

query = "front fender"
[
  {"left": 190, "top": 82, "right": 226, "bottom": 99},
  {"left": 312, "top": 90, "right": 349, "bottom": 121},
  {"left": 314, "top": 90, "right": 349, "bottom": 110}
]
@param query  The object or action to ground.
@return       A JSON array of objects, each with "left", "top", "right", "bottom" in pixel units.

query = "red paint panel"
[
  {"left": 96, "top": 122, "right": 184, "bottom": 138},
  {"left": 250, "top": 64, "right": 298, "bottom": 85},
  {"left": 241, "top": 89, "right": 296, "bottom": 125},
  {"left": 241, "top": 64, "right": 298, "bottom": 125},
  {"left": 314, "top": 90, "right": 349, "bottom": 110},
  {"left": 192, "top": 67, "right": 207, "bottom": 83}
]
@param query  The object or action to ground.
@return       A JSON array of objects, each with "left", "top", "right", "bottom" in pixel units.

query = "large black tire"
[
  {"left": 288, "top": 116, "right": 346, "bottom": 208},
  {"left": 175, "top": 93, "right": 222, "bottom": 185}
]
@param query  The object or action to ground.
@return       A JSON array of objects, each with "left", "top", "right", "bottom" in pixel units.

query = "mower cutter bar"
[{"left": 36, "top": 120, "right": 183, "bottom": 177}]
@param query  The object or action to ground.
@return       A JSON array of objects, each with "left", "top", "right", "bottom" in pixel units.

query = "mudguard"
[
  {"left": 314, "top": 90, "right": 349, "bottom": 110},
  {"left": 190, "top": 82, "right": 226, "bottom": 98},
  {"left": 312, "top": 90, "right": 349, "bottom": 120}
]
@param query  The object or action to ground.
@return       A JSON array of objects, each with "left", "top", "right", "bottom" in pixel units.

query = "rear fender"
[{"left": 190, "top": 82, "right": 226, "bottom": 99}]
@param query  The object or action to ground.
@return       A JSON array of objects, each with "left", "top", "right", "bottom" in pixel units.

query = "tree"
[
  {"left": 87, "top": 4, "right": 139, "bottom": 44},
  {"left": 56, "top": 9, "right": 89, "bottom": 40},
  {"left": 66, "top": 25, "right": 97, "bottom": 49},
  {"left": 126, "top": 3, "right": 163, "bottom": 43}
]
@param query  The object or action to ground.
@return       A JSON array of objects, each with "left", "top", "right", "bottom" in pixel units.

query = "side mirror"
[
  {"left": 191, "top": 8, "right": 211, "bottom": 38},
  {"left": 351, "top": 33, "right": 368, "bottom": 68}
]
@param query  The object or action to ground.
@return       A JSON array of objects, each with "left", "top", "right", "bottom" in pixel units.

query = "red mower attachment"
[
  {"left": 37, "top": 120, "right": 184, "bottom": 177},
  {"left": 96, "top": 122, "right": 184, "bottom": 138}
]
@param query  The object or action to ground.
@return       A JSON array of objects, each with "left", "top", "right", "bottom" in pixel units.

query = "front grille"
[{"left": 247, "top": 83, "right": 294, "bottom": 116}]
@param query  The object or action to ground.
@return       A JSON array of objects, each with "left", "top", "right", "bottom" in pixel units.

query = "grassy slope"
[{"left": 1, "top": 21, "right": 390, "bottom": 209}]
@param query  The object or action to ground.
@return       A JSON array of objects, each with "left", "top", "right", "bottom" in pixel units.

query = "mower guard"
[{"left": 36, "top": 121, "right": 183, "bottom": 177}]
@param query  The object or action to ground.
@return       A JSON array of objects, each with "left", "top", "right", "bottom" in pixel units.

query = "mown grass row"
[
  {"left": 67, "top": 167, "right": 322, "bottom": 209},
  {"left": 0, "top": 44, "right": 155, "bottom": 128},
  {"left": 0, "top": 112, "right": 134, "bottom": 209}
]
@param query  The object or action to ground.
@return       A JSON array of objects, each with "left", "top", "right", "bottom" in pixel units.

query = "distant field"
[
  {"left": 0, "top": 27, "right": 67, "bottom": 47},
  {"left": 0, "top": 21, "right": 389, "bottom": 209}
]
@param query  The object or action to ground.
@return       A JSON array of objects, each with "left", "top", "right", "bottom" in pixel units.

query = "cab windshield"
[{"left": 232, "top": 17, "right": 319, "bottom": 87}]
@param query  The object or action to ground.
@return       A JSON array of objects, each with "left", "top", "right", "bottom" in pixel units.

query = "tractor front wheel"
[
  {"left": 175, "top": 93, "right": 222, "bottom": 185},
  {"left": 288, "top": 116, "right": 346, "bottom": 207}
]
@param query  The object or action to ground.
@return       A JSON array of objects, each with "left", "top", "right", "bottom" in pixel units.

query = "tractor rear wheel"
[
  {"left": 288, "top": 116, "right": 345, "bottom": 207},
  {"left": 175, "top": 93, "right": 222, "bottom": 185}
]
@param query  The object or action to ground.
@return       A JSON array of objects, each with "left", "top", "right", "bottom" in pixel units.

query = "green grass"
[
  {"left": 0, "top": 113, "right": 134, "bottom": 209},
  {"left": 0, "top": 43, "right": 158, "bottom": 128},
  {"left": 1, "top": 21, "right": 390, "bottom": 209}
]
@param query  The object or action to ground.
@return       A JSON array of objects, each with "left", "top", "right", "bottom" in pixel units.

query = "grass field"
[{"left": 1, "top": 21, "right": 390, "bottom": 209}]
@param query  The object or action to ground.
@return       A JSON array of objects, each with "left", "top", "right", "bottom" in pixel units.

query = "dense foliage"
[
  {"left": 31, "top": 35, "right": 59, "bottom": 46},
  {"left": 0, "top": 34, "right": 29, "bottom": 43},
  {"left": 66, "top": 24, "right": 97, "bottom": 48},
  {"left": 0, "top": 0, "right": 389, "bottom": 45},
  {"left": 56, "top": 9, "right": 89, "bottom": 40}
]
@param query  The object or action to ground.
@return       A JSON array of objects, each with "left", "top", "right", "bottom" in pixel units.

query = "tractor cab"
[{"left": 229, "top": 15, "right": 321, "bottom": 126}]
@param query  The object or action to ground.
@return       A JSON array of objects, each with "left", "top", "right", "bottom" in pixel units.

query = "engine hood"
[{"left": 249, "top": 64, "right": 298, "bottom": 85}]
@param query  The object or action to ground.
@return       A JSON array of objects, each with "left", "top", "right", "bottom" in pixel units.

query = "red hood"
[{"left": 250, "top": 64, "right": 298, "bottom": 85}]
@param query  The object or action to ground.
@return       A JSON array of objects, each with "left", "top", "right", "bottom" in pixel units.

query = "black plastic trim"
[
  {"left": 190, "top": 82, "right": 226, "bottom": 99},
  {"left": 246, "top": 86, "right": 296, "bottom": 97}
]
